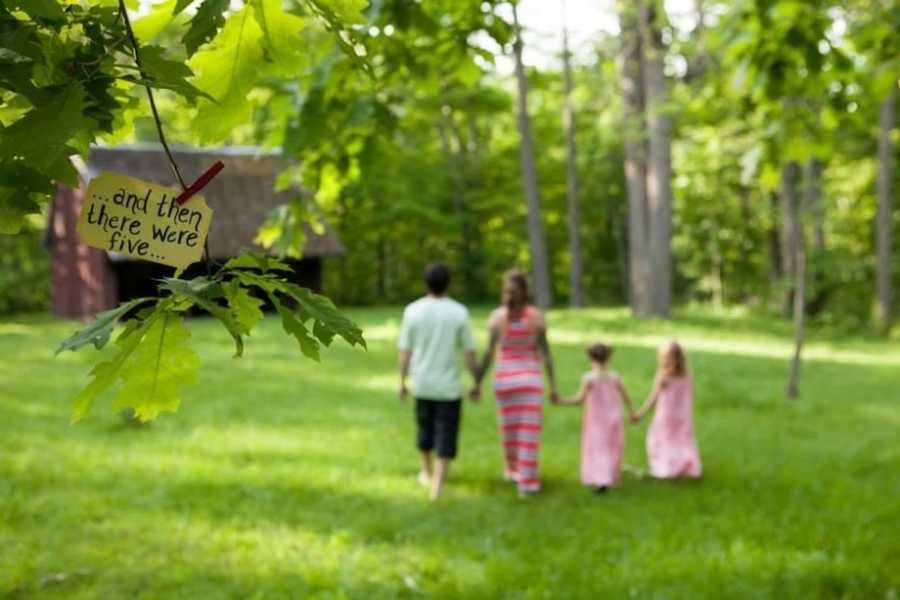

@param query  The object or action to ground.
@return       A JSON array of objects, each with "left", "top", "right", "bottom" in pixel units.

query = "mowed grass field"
[{"left": 1, "top": 307, "right": 898, "bottom": 599}]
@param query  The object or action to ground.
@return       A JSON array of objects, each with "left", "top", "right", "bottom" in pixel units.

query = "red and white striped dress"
[{"left": 493, "top": 306, "right": 544, "bottom": 493}]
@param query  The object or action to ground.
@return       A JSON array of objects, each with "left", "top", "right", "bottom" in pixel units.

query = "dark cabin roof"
[{"left": 85, "top": 145, "right": 344, "bottom": 259}]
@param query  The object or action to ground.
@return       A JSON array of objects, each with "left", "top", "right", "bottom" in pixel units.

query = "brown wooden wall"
[
  {"left": 48, "top": 146, "right": 342, "bottom": 320},
  {"left": 49, "top": 184, "right": 117, "bottom": 320}
]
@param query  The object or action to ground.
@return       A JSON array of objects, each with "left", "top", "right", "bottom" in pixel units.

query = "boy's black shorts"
[{"left": 415, "top": 398, "right": 462, "bottom": 459}]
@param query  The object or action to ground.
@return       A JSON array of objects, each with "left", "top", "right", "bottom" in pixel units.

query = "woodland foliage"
[{"left": 0, "top": 0, "right": 898, "bottom": 416}]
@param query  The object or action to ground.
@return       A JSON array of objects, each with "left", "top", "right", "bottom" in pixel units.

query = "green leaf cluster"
[
  {"left": 66, "top": 311, "right": 200, "bottom": 423},
  {"left": 224, "top": 254, "right": 366, "bottom": 360},
  {"left": 57, "top": 251, "right": 364, "bottom": 421},
  {"left": 0, "top": 1, "right": 209, "bottom": 233},
  {"left": 0, "top": 0, "right": 370, "bottom": 232}
]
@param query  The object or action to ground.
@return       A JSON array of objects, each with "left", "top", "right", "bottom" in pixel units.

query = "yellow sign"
[{"left": 77, "top": 171, "right": 213, "bottom": 270}]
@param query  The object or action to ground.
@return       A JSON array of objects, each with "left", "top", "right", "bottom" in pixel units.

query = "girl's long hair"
[{"left": 657, "top": 340, "right": 688, "bottom": 378}]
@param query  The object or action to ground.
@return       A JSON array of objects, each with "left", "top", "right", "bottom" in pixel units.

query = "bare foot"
[
  {"left": 429, "top": 478, "right": 444, "bottom": 501},
  {"left": 417, "top": 471, "right": 431, "bottom": 488}
]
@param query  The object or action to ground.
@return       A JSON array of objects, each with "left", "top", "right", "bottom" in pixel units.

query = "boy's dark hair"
[
  {"left": 586, "top": 342, "right": 614, "bottom": 364},
  {"left": 424, "top": 263, "right": 451, "bottom": 295}
]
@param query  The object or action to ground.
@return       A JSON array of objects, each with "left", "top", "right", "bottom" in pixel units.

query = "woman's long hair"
[{"left": 502, "top": 270, "right": 530, "bottom": 316}]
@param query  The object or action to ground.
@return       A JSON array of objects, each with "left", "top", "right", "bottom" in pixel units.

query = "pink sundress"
[
  {"left": 580, "top": 374, "right": 624, "bottom": 488},
  {"left": 647, "top": 377, "right": 702, "bottom": 478}
]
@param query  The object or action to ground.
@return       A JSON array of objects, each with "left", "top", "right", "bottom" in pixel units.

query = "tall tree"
[
  {"left": 787, "top": 176, "right": 808, "bottom": 400},
  {"left": 808, "top": 158, "right": 826, "bottom": 254},
  {"left": 780, "top": 161, "right": 802, "bottom": 318},
  {"left": 639, "top": 0, "right": 674, "bottom": 316},
  {"left": 511, "top": 2, "right": 553, "bottom": 307},
  {"left": 617, "top": 0, "right": 651, "bottom": 316},
  {"left": 561, "top": 0, "right": 585, "bottom": 307},
  {"left": 767, "top": 191, "right": 784, "bottom": 304},
  {"left": 804, "top": 156, "right": 832, "bottom": 316},
  {"left": 806, "top": 157, "right": 830, "bottom": 315},
  {"left": 876, "top": 86, "right": 896, "bottom": 331}
]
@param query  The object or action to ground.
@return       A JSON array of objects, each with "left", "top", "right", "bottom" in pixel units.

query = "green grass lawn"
[{"left": 1, "top": 306, "right": 898, "bottom": 599}]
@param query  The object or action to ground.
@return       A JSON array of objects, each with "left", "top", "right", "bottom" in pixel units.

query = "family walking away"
[{"left": 398, "top": 263, "right": 702, "bottom": 501}]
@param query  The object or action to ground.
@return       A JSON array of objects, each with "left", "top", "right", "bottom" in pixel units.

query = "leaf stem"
[
  {"left": 118, "top": 0, "right": 187, "bottom": 192},
  {"left": 117, "top": 0, "right": 214, "bottom": 272}
]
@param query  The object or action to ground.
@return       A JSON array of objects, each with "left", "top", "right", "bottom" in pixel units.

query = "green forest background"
[{"left": 1, "top": 0, "right": 898, "bottom": 334}]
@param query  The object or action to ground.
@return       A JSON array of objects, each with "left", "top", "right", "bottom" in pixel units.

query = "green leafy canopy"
[{"left": 0, "top": 0, "right": 369, "bottom": 230}]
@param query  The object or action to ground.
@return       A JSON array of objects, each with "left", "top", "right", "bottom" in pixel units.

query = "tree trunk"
[
  {"left": 614, "top": 207, "right": 630, "bottom": 303},
  {"left": 877, "top": 86, "right": 896, "bottom": 331},
  {"left": 711, "top": 243, "right": 723, "bottom": 307},
  {"left": 617, "top": 0, "right": 651, "bottom": 316},
  {"left": 805, "top": 158, "right": 829, "bottom": 316},
  {"left": 466, "top": 111, "right": 480, "bottom": 155},
  {"left": 787, "top": 168, "right": 809, "bottom": 400},
  {"left": 767, "top": 191, "right": 783, "bottom": 306},
  {"left": 376, "top": 235, "right": 386, "bottom": 300},
  {"left": 512, "top": 3, "right": 553, "bottom": 307},
  {"left": 639, "top": 0, "right": 673, "bottom": 317},
  {"left": 780, "top": 161, "right": 801, "bottom": 318},
  {"left": 807, "top": 158, "right": 825, "bottom": 253},
  {"left": 562, "top": 1, "right": 585, "bottom": 307}
]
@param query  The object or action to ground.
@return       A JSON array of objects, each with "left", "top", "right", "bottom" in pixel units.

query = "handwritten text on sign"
[{"left": 77, "top": 171, "right": 213, "bottom": 270}]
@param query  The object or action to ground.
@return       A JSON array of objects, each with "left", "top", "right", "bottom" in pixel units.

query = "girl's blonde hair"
[{"left": 657, "top": 340, "right": 688, "bottom": 378}]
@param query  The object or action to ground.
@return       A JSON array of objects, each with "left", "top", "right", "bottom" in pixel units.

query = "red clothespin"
[{"left": 175, "top": 160, "right": 225, "bottom": 205}]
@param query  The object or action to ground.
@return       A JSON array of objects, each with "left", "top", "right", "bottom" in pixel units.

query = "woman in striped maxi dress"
[{"left": 474, "top": 270, "right": 558, "bottom": 497}]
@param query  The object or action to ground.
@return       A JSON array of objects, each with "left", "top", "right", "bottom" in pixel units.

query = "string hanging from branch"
[{"left": 117, "top": 0, "right": 214, "bottom": 270}]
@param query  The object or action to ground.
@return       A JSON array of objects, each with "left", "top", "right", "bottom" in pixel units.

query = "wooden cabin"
[{"left": 48, "top": 145, "right": 344, "bottom": 320}]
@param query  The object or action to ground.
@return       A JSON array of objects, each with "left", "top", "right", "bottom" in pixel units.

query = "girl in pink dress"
[
  {"left": 558, "top": 343, "right": 635, "bottom": 493},
  {"left": 633, "top": 340, "right": 702, "bottom": 479}
]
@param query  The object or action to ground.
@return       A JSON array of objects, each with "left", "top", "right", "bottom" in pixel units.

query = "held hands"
[
  {"left": 469, "top": 386, "right": 481, "bottom": 403},
  {"left": 629, "top": 410, "right": 642, "bottom": 424},
  {"left": 549, "top": 390, "right": 561, "bottom": 405}
]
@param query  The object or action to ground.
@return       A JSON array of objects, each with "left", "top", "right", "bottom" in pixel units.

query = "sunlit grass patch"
[{"left": 1, "top": 308, "right": 898, "bottom": 598}]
